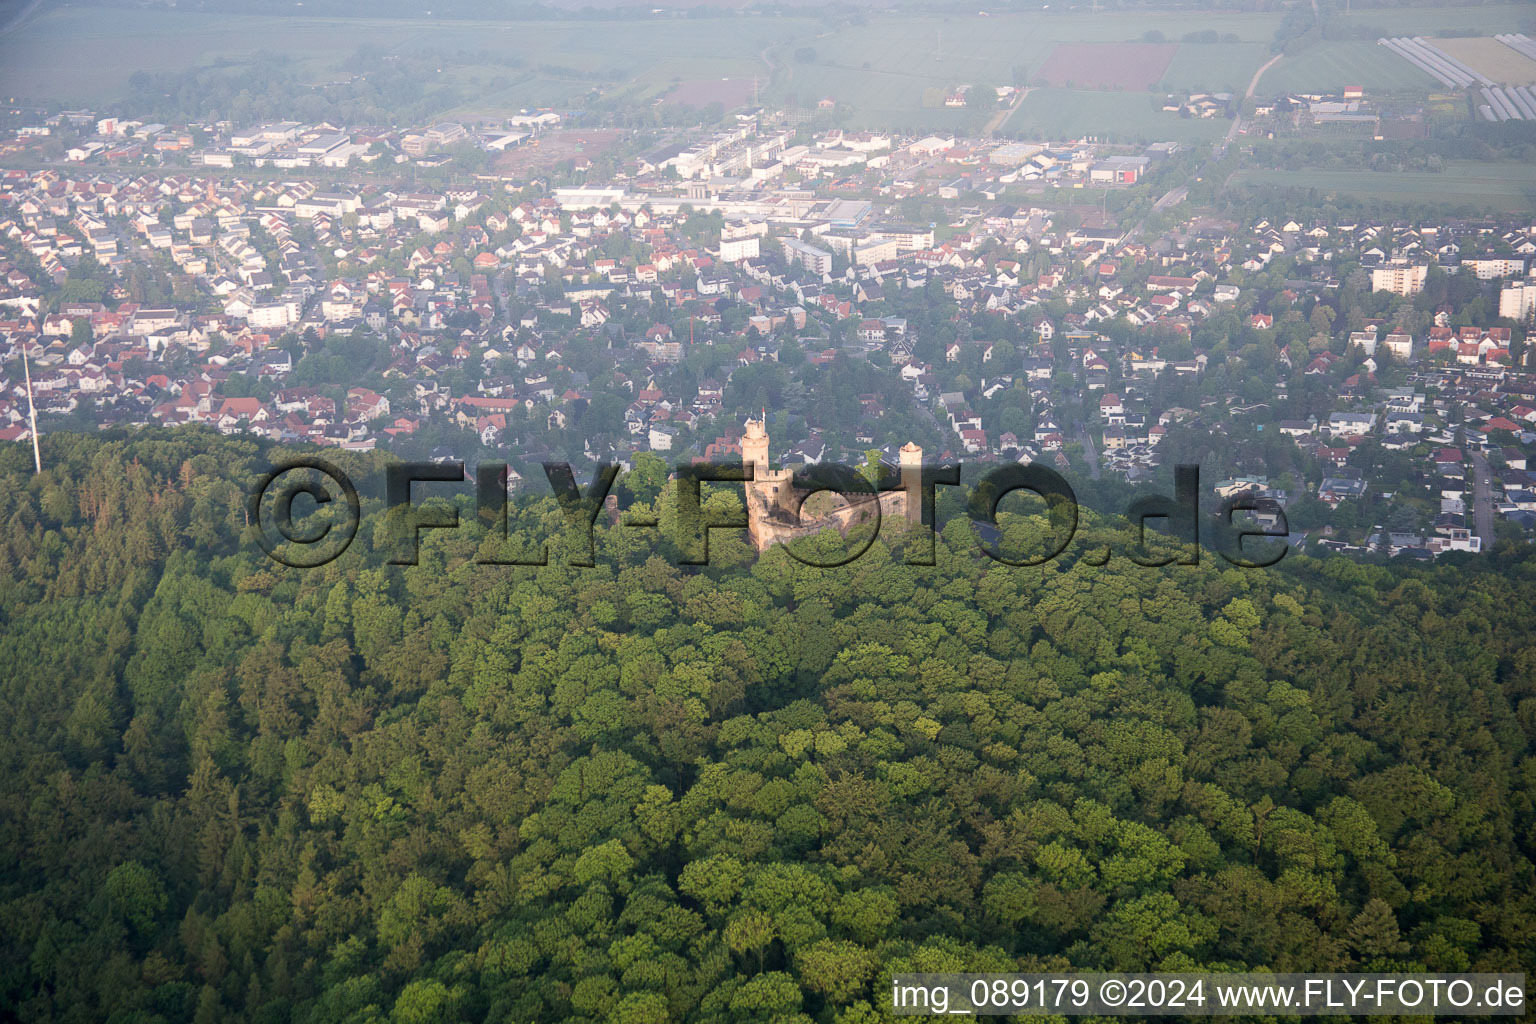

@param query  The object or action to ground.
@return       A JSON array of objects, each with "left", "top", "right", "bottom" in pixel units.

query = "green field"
[
  {"left": 1231, "top": 161, "right": 1536, "bottom": 211},
  {"left": 1256, "top": 4, "right": 1532, "bottom": 95},
  {"left": 771, "top": 9, "right": 1284, "bottom": 131},
  {"left": 775, "top": 61, "right": 989, "bottom": 132},
  {"left": 1, "top": 4, "right": 1528, "bottom": 131},
  {"left": 0, "top": 4, "right": 1285, "bottom": 126},
  {"left": 774, "top": 10, "right": 1283, "bottom": 113},
  {"left": 1327, "top": 2, "right": 1533, "bottom": 37},
  {"left": 1012, "top": 88, "right": 1229, "bottom": 144},
  {"left": 1159, "top": 41, "right": 1273, "bottom": 94},
  {"left": 1258, "top": 41, "right": 1440, "bottom": 95},
  {"left": 0, "top": 6, "right": 806, "bottom": 110}
]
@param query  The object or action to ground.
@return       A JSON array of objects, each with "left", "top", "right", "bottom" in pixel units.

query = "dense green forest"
[{"left": 1, "top": 429, "right": 1534, "bottom": 1023}]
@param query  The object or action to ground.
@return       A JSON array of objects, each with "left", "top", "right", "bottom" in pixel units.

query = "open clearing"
[
  {"left": 663, "top": 78, "right": 758, "bottom": 108},
  {"left": 1231, "top": 161, "right": 1536, "bottom": 211},
  {"left": 1036, "top": 43, "right": 1178, "bottom": 91},
  {"left": 1435, "top": 37, "right": 1536, "bottom": 86},
  {"left": 491, "top": 129, "right": 629, "bottom": 175}
]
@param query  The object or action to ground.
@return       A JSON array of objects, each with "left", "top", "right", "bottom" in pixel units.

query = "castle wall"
[{"left": 745, "top": 479, "right": 910, "bottom": 553}]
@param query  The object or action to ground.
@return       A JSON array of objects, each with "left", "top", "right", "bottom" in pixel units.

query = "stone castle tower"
[
  {"left": 742, "top": 412, "right": 794, "bottom": 514},
  {"left": 742, "top": 415, "right": 922, "bottom": 552}
]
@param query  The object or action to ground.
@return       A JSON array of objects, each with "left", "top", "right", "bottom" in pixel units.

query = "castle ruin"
[{"left": 740, "top": 414, "right": 924, "bottom": 553}]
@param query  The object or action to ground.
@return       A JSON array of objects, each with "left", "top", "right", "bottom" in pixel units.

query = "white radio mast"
[{"left": 21, "top": 343, "right": 41, "bottom": 474}]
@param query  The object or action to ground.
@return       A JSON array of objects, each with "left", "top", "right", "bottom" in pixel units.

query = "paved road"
[
  {"left": 1124, "top": 48, "right": 1282, "bottom": 244},
  {"left": 1077, "top": 424, "right": 1101, "bottom": 480},
  {"left": 1120, "top": 184, "right": 1189, "bottom": 247},
  {"left": 1218, "top": 52, "right": 1285, "bottom": 156},
  {"left": 984, "top": 87, "right": 1033, "bottom": 137},
  {"left": 1245, "top": 53, "right": 1284, "bottom": 101},
  {"left": 1470, "top": 450, "right": 1495, "bottom": 549},
  {"left": 1217, "top": 0, "right": 1306, "bottom": 154},
  {"left": 492, "top": 272, "right": 512, "bottom": 324},
  {"left": 1217, "top": 4, "right": 1307, "bottom": 154}
]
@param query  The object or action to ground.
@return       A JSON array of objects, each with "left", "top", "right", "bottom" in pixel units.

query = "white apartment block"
[
  {"left": 1463, "top": 256, "right": 1527, "bottom": 280},
  {"left": 248, "top": 304, "right": 292, "bottom": 330},
  {"left": 1500, "top": 280, "right": 1536, "bottom": 322},
  {"left": 1383, "top": 332, "right": 1414, "bottom": 360},
  {"left": 852, "top": 238, "right": 899, "bottom": 265},
  {"left": 720, "top": 236, "right": 761, "bottom": 263},
  {"left": 1371, "top": 263, "right": 1428, "bottom": 296},
  {"left": 781, "top": 237, "right": 834, "bottom": 276}
]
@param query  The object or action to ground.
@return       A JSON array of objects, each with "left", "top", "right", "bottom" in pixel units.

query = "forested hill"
[{"left": 1, "top": 430, "right": 1534, "bottom": 1024}]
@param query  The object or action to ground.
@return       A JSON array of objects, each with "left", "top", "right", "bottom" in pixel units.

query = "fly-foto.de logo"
[{"left": 249, "top": 456, "right": 1288, "bottom": 571}]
